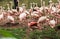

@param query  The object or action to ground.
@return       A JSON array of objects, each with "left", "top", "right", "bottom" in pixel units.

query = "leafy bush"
[
  {"left": 0, "top": 26, "right": 60, "bottom": 39},
  {"left": 29, "top": 26, "right": 60, "bottom": 39},
  {"left": 0, "top": 29, "right": 15, "bottom": 37}
]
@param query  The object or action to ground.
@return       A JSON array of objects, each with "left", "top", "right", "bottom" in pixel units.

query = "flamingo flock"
[{"left": 0, "top": 0, "right": 60, "bottom": 30}]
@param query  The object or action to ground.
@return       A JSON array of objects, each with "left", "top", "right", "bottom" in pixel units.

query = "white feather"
[
  {"left": 0, "top": 13, "right": 3, "bottom": 19},
  {"left": 7, "top": 16, "right": 14, "bottom": 21},
  {"left": 38, "top": 16, "right": 47, "bottom": 22},
  {"left": 19, "top": 13, "right": 27, "bottom": 21},
  {"left": 49, "top": 20, "right": 56, "bottom": 25},
  {"left": 19, "top": 7, "right": 24, "bottom": 12}
]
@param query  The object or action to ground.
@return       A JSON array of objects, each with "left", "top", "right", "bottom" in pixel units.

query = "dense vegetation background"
[{"left": 0, "top": 0, "right": 58, "bottom": 8}]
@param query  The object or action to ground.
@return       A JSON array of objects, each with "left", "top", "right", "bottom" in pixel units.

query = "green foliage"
[
  {"left": 29, "top": 30, "right": 42, "bottom": 39},
  {"left": 29, "top": 26, "right": 60, "bottom": 39},
  {"left": 0, "top": 25, "right": 60, "bottom": 39},
  {"left": 0, "top": 29, "right": 15, "bottom": 37},
  {"left": 0, "top": 26, "right": 60, "bottom": 39},
  {"left": 0, "top": 27, "right": 27, "bottom": 39},
  {"left": 10, "top": 28, "right": 26, "bottom": 39},
  {"left": 0, "top": 0, "right": 58, "bottom": 8}
]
